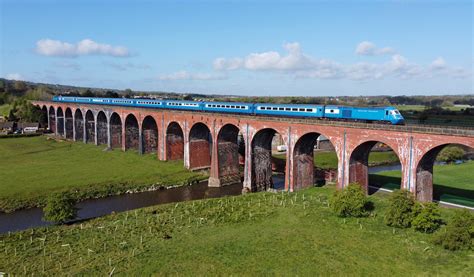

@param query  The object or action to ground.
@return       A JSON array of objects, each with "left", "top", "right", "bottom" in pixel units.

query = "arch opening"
[
  {"left": 56, "top": 107, "right": 64, "bottom": 136},
  {"left": 48, "top": 106, "right": 56, "bottom": 133},
  {"left": 189, "top": 123, "right": 212, "bottom": 170},
  {"left": 40, "top": 106, "right": 48, "bottom": 129},
  {"left": 96, "top": 111, "right": 107, "bottom": 145},
  {"left": 217, "top": 124, "right": 245, "bottom": 185},
  {"left": 166, "top": 122, "right": 184, "bottom": 160},
  {"left": 142, "top": 116, "right": 158, "bottom": 154},
  {"left": 74, "top": 109, "right": 84, "bottom": 141},
  {"left": 292, "top": 133, "right": 338, "bottom": 190},
  {"left": 65, "top": 108, "right": 73, "bottom": 139},
  {"left": 109, "top": 113, "right": 122, "bottom": 149},
  {"left": 85, "top": 110, "right": 95, "bottom": 143},
  {"left": 251, "top": 128, "right": 285, "bottom": 191},
  {"left": 349, "top": 141, "right": 401, "bottom": 194},
  {"left": 125, "top": 114, "right": 139, "bottom": 151},
  {"left": 416, "top": 144, "right": 474, "bottom": 206}
]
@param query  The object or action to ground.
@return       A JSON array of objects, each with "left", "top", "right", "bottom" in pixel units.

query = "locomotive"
[{"left": 52, "top": 96, "right": 405, "bottom": 125}]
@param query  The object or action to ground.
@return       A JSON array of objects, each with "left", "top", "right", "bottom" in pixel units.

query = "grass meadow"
[
  {"left": 0, "top": 136, "right": 206, "bottom": 212},
  {"left": 1, "top": 186, "right": 472, "bottom": 275},
  {"left": 370, "top": 161, "right": 474, "bottom": 207}
]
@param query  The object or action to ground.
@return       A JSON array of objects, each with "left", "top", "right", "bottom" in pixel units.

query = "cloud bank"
[
  {"left": 213, "top": 42, "right": 470, "bottom": 81},
  {"left": 36, "top": 39, "right": 130, "bottom": 57}
]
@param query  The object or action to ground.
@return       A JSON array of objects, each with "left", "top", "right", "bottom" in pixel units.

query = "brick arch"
[
  {"left": 166, "top": 121, "right": 184, "bottom": 160},
  {"left": 56, "top": 107, "right": 64, "bottom": 136},
  {"left": 125, "top": 113, "right": 139, "bottom": 151},
  {"left": 85, "top": 110, "right": 95, "bottom": 143},
  {"left": 250, "top": 127, "right": 286, "bottom": 191},
  {"left": 142, "top": 115, "right": 158, "bottom": 154},
  {"left": 216, "top": 123, "right": 244, "bottom": 185},
  {"left": 292, "top": 132, "right": 338, "bottom": 190},
  {"left": 48, "top": 106, "right": 56, "bottom": 133},
  {"left": 109, "top": 112, "right": 122, "bottom": 149},
  {"left": 415, "top": 142, "right": 474, "bottom": 202},
  {"left": 188, "top": 122, "right": 213, "bottom": 170},
  {"left": 348, "top": 139, "right": 401, "bottom": 193},
  {"left": 74, "top": 109, "right": 84, "bottom": 141},
  {"left": 65, "top": 107, "right": 73, "bottom": 139},
  {"left": 96, "top": 111, "right": 108, "bottom": 145}
]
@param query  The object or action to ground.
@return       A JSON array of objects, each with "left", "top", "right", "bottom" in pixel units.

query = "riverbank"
[
  {"left": 1, "top": 186, "right": 472, "bottom": 275},
  {"left": 0, "top": 136, "right": 207, "bottom": 212}
]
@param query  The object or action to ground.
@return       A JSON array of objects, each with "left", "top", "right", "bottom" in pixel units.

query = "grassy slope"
[
  {"left": 274, "top": 151, "right": 399, "bottom": 169},
  {"left": 370, "top": 161, "right": 474, "bottom": 207},
  {"left": 0, "top": 136, "right": 206, "bottom": 211},
  {"left": 1, "top": 186, "right": 472, "bottom": 275},
  {"left": 0, "top": 103, "right": 11, "bottom": 117}
]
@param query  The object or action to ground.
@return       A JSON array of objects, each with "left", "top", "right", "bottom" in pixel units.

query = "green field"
[
  {"left": 1, "top": 186, "right": 472, "bottom": 275},
  {"left": 395, "top": 105, "right": 466, "bottom": 112},
  {"left": 274, "top": 150, "right": 399, "bottom": 169},
  {"left": 0, "top": 103, "right": 11, "bottom": 117},
  {"left": 0, "top": 136, "right": 206, "bottom": 212},
  {"left": 370, "top": 161, "right": 474, "bottom": 207}
]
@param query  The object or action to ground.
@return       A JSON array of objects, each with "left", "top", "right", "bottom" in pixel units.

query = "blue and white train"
[{"left": 52, "top": 96, "right": 405, "bottom": 125}]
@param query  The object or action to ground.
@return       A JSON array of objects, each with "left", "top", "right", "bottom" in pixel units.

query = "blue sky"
[{"left": 1, "top": 0, "right": 472, "bottom": 96}]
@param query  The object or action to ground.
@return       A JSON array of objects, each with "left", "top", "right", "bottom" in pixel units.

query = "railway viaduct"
[{"left": 33, "top": 100, "right": 474, "bottom": 202}]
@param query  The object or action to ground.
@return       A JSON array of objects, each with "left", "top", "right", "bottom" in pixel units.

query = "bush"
[
  {"left": 384, "top": 190, "right": 416, "bottom": 228},
  {"left": 330, "top": 183, "right": 371, "bottom": 217},
  {"left": 43, "top": 193, "right": 78, "bottom": 224},
  {"left": 436, "top": 146, "right": 465, "bottom": 163},
  {"left": 411, "top": 202, "right": 443, "bottom": 233},
  {"left": 434, "top": 209, "right": 474, "bottom": 251}
]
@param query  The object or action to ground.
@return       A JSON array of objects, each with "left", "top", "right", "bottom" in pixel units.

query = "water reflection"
[{"left": 0, "top": 182, "right": 243, "bottom": 234}]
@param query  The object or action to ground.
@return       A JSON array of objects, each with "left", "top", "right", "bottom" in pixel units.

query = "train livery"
[{"left": 52, "top": 96, "right": 405, "bottom": 125}]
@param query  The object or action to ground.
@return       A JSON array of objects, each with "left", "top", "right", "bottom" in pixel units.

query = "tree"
[
  {"left": 43, "top": 193, "right": 77, "bottom": 224},
  {"left": 411, "top": 202, "right": 443, "bottom": 233},
  {"left": 434, "top": 209, "right": 473, "bottom": 251},
  {"left": 81, "top": 89, "right": 95, "bottom": 97},
  {"left": 329, "top": 183, "right": 372, "bottom": 217},
  {"left": 13, "top": 80, "right": 27, "bottom": 93},
  {"left": 436, "top": 146, "right": 465, "bottom": 163},
  {"left": 384, "top": 189, "right": 416, "bottom": 228},
  {"left": 8, "top": 98, "right": 42, "bottom": 122}
]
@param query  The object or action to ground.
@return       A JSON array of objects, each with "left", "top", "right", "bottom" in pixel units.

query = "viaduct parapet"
[{"left": 33, "top": 101, "right": 474, "bottom": 202}]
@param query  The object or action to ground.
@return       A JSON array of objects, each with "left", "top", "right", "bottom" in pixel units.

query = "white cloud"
[
  {"left": 5, "top": 73, "right": 24, "bottom": 80},
  {"left": 215, "top": 42, "right": 316, "bottom": 71},
  {"left": 36, "top": 38, "right": 130, "bottom": 57},
  {"left": 213, "top": 57, "right": 243, "bottom": 70},
  {"left": 355, "top": 41, "right": 396, "bottom": 56},
  {"left": 212, "top": 42, "right": 470, "bottom": 81},
  {"left": 158, "top": 70, "right": 227, "bottom": 81},
  {"left": 430, "top": 57, "right": 446, "bottom": 70}
]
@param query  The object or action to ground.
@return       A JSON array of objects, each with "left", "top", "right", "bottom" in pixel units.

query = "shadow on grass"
[{"left": 368, "top": 174, "right": 474, "bottom": 207}]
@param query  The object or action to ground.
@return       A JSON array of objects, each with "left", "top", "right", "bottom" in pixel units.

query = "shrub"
[
  {"left": 436, "top": 146, "right": 465, "bottom": 163},
  {"left": 411, "top": 202, "right": 443, "bottom": 233},
  {"left": 43, "top": 193, "right": 78, "bottom": 224},
  {"left": 384, "top": 189, "right": 416, "bottom": 228},
  {"left": 330, "top": 183, "right": 371, "bottom": 217},
  {"left": 434, "top": 209, "right": 474, "bottom": 251}
]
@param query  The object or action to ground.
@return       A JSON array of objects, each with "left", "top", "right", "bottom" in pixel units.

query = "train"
[{"left": 52, "top": 96, "right": 405, "bottom": 125}]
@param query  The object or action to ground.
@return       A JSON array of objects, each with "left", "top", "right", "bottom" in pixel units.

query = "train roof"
[
  {"left": 254, "top": 103, "right": 324, "bottom": 107},
  {"left": 204, "top": 101, "right": 253, "bottom": 106}
]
